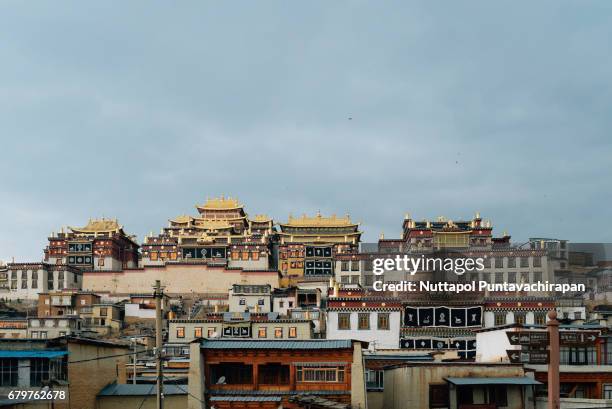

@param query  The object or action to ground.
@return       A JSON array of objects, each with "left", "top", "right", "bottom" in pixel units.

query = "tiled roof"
[
  {"left": 209, "top": 390, "right": 350, "bottom": 396},
  {"left": 98, "top": 383, "right": 186, "bottom": 396},
  {"left": 289, "top": 395, "right": 350, "bottom": 409},
  {"left": 201, "top": 339, "right": 353, "bottom": 350},
  {"left": 210, "top": 396, "right": 281, "bottom": 402}
]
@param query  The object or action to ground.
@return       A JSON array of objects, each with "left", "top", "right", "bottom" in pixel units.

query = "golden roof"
[
  {"left": 170, "top": 215, "right": 193, "bottom": 224},
  {"left": 284, "top": 212, "right": 356, "bottom": 227},
  {"left": 70, "top": 218, "right": 122, "bottom": 234},
  {"left": 252, "top": 214, "right": 272, "bottom": 223},
  {"left": 197, "top": 195, "right": 243, "bottom": 210},
  {"left": 192, "top": 219, "right": 233, "bottom": 230}
]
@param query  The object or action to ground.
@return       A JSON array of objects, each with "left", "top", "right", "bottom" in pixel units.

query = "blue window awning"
[
  {"left": 0, "top": 350, "right": 68, "bottom": 359},
  {"left": 445, "top": 377, "right": 541, "bottom": 386}
]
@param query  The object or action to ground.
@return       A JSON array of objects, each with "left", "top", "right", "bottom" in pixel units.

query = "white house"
[
  {"left": 326, "top": 287, "right": 401, "bottom": 349},
  {"left": 228, "top": 284, "right": 271, "bottom": 313}
]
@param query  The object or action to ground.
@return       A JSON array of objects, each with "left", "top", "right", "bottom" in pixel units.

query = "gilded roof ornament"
[
  {"left": 252, "top": 214, "right": 272, "bottom": 222},
  {"left": 197, "top": 195, "right": 243, "bottom": 210},
  {"left": 170, "top": 215, "right": 193, "bottom": 224},
  {"left": 70, "top": 218, "right": 122, "bottom": 234},
  {"left": 284, "top": 212, "right": 356, "bottom": 227}
]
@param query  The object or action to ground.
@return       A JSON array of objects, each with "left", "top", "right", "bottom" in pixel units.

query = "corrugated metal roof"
[
  {"left": 289, "top": 395, "right": 350, "bottom": 409},
  {"left": 209, "top": 390, "right": 350, "bottom": 396},
  {"left": 364, "top": 355, "right": 434, "bottom": 361},
  {"left": 210, "top": 396, "right": 281, "bottom": 402},
  {"left": 445, "top": 377, "right": 541, "bottom": 386},
  {"left": 97, "top": 383, "right": 187, "bottom": 396},
  {"left": 201, "top": 339, "right": 353, "bottom": 349},
  {"left": 0, "top": 350, "right": 67, "bottom": 359}
]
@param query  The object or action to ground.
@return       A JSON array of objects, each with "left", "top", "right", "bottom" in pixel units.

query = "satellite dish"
[{"left": 216, "top": 376, "right": 226, "bottom": 384}]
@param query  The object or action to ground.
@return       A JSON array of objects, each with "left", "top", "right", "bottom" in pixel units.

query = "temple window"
[
  {"left": 507, "top": 257, "right": 516, "bottom": 268},
  {"left": 251, "top": 251, "right": 259, "bottom": 261},
  {"left": 351, "top": 261, "right": 360, "bottom": 271},
  {"left": 341, "top": 261, "right": 349, "bottom": 271},
  {"left": 358, "top": 313, "right": 370, "bottom": 330},
  {"left": 241, "top": 251, "right": 249, "bottom": 261},
  {"left": 494, "top": 272, "right": 503, "bottom": 284},
  {"left": 514, "top": 312, "right": 526, "bottom": 325},
  {"left": 296, "top": 366, "right": 345, "bottom": 383},
  {"left": 274, "top": 327, "right": 283, "bottom": 338},
  {"left": 289, "top": 327, "right": 297, "bottom": 338},
  {"left": 338, "top": 313, "right": 351, "bottom": 330},
  {"left": 494, "top": 312, "right": 506, "bottom": 326},
  {"left": 520, "top": 257, "right": 529, "bottom": 268},
  {"left": 377, "top": 313, "right": 390, "bottom": 330},
  {"left": 194, "top": 327, "right": 202, "bottom": 338},
  {"left": 533, "top": 257, "right": 542, "bottom": 267},
  {"left": 258, "top": 328, "right": 267, "bottom": 338}
]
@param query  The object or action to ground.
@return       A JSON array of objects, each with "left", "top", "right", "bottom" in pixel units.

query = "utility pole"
[
  {"left": 154, "top": 280, "right": 164, "bottom": 409},
  {"left": 131, "top": 338, "right": 137, "bottom": 385},
  {"left": 547, "top": 309, "right": 560, "bottom": 409}
]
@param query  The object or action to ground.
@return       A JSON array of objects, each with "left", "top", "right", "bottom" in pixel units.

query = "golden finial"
[
  {"left": 475, "top": 212, "right": 481, "bottom": 219},
  {"left": 404, "top": 213, "right": 411, "bottom": 220},
  {"left": 380, "top": 231, "right": 385, "bottom": 240}
]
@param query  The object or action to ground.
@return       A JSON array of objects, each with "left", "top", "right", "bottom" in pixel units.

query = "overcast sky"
[{"left": 1, "top": 1, "right": 611, "bottom": 262}]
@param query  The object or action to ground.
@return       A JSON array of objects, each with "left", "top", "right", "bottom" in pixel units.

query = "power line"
[
  {"left": 162, "top": 374, "right": 204, "bottom": 405},
  {"left": 12, "top": 348, "right": 154, "bottom": 370},
  {"left": 137, "top": 378, "right": 157, "bottom": 409}
]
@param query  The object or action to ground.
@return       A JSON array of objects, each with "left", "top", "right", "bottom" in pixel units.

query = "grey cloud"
[{"left": 0, "top": 1, "right": 611, "bottom": 261}]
